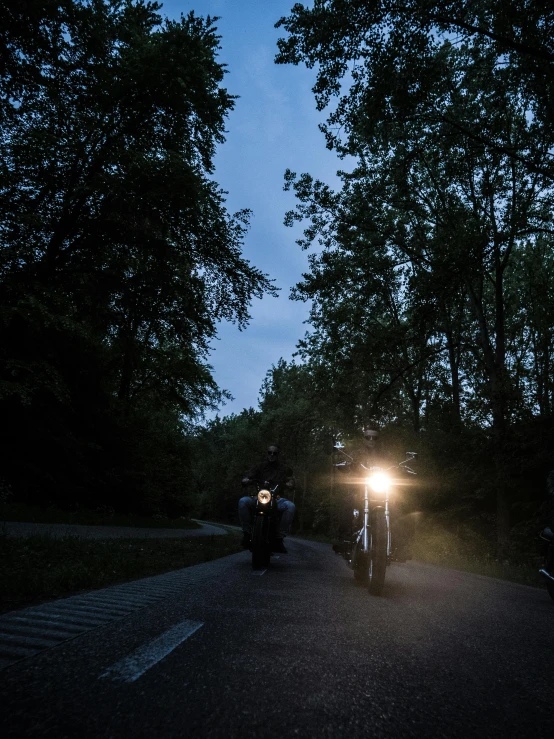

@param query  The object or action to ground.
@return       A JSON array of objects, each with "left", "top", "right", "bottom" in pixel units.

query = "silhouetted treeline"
[
  {"left": 271, "top": 0, "right": 554, "bottom": 548},
  {"left": 3, "top": 0, "right": 554, "bottom": 555},
  {"left": 0, "top": 1, "right": 273, "bottom": 515},
  {"left": 193, "top": 361, "right": 554, "bottom": 559},
  {"left": 196, "top": 2, "right": 554, "bottom": 555}
]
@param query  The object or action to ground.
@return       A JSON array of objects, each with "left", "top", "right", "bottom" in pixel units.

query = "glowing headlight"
[
  {"left": 368, "top": 472, "right": 390, "bottom": 494},
  {"left": 257, "top": 489, "right": 271, "bottom": 504}
]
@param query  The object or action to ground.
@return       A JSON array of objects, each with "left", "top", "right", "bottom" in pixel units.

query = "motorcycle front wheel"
[
  {"left": 251, "top": 516, "right": 270, "bottom": 570},
  {"left": 368, "top": 512, "right": 387, "bottom": 596},
  {"left": 353, "top": 540, "right": 368, "bottom": 583}
]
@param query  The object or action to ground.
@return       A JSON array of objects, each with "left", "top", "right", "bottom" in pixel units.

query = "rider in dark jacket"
[
  {"left": 239, "top": 444, "right": 296, "bottom": 553},
  {"left": 333, "top": 424, "right": 415, "bottom": 560}
]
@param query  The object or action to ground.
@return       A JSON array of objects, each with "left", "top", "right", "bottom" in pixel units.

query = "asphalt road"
[{"left": 1, "top": 538, "right": 552, "bottom": 738}]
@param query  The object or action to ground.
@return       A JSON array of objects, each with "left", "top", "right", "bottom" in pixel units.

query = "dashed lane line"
[
  {"left": 0, "top": 552, "right": 242, "bottom": 670},
  {"left": 99, "top": 619, "right": 203, "bottom": 683}
]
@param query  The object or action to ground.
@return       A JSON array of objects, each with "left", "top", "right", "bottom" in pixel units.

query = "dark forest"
[{"left": 2, "top": 1, "right": 554, "bottom": 569}]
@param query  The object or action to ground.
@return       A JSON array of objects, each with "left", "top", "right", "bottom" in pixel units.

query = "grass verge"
[
  {"left": 412, "top": 523, "right": 544, "bottom": 588},
  {"left": 0, "top": 503, "right": 201, "bottom": 529},
  {"left": 0, "top": 531, "right": 242, "bottom": 614}
]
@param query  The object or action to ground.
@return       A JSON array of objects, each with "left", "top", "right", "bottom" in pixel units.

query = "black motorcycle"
[
  {"left": 539, "top": 527, "right": 554, "bottom": 602},
  {"left": 243, "top": 479, "right": 282, "bottom": 570},
  {"left": 333, "top": 446, "right": 417, "bottom": 595}
]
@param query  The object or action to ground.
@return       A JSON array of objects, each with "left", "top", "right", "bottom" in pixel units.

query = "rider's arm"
[
  {"left": 242, "top": 465, "right": 261, "bottom": 485},
  {"left": 285, "top": 467, "right": 295, "bottom": 488}
]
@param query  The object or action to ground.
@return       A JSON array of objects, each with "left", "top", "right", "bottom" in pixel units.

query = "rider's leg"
[
  {"left": 238, "top": 496, "right": 255, "bottom": 534},
  {"left": 276, "top": 498, "right": 296, "bottom": 538}
]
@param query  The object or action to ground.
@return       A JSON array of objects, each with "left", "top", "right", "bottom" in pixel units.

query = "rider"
[
  {"left": 239, "top": 444, "right": 296, "bottom": 554},
  {"left": 333, "top": 423, "right": 415, "bottom": 560},
  {"left": 333, "top": 423, "right": 386, "bottom": 553}
]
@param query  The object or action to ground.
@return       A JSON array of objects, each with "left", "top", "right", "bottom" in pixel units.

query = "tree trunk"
[{"left": 465, "top": 270, "right": 511, "bottom": 548}]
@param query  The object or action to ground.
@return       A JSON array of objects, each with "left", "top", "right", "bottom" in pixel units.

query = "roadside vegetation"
[
  {"left": 0, "top": 532, "right": 242, "bottom": 615},
  {"left": 0, "top": 504, "right": 200, "bottom": 529},
  {"left": 412, "top": 520, "right": 543, "bottom": 587}
]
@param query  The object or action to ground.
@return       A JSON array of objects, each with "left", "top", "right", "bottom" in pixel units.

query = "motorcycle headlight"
[
  {"left": 257, "top": 489, "right": 271, "bottom": 504},
  {"left": 367, "top": 472, "right": 390, "bottom": 494}
]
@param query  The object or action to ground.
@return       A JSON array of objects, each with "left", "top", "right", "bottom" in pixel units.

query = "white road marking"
[
  {"left": 251, "top": 570, "right": 267, "bottom": 576},
  {"left": 99, "top": 619, "right": 203, "bottom": 683}
]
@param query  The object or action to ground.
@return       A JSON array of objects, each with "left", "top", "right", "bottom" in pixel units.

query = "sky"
[{"left": 159, "top": 0, "right": 343, "bottom": 418}]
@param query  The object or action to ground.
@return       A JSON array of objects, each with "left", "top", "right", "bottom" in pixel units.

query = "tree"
[
  {"left": 275, "top": 1, "right": 554, "bottom": 179},
  {"left": 0, "top": 1, "right": 274, "bottom": 510},
  {"left": 192, "top": 360, "right": 337, "bottom": 532},
  {"left": 276, "top": 2, "right": 554, "bottom": 545}
]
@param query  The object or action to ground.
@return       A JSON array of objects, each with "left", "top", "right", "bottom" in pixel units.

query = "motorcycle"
[
  {"left": 243, "top": 479, "right": 282, "bottom": 570},
  {"left": 539, "top": 527, "right": 554, "bottom": 602},
  {"left": 333, "top": 445, "right": 417, "bottom": 595}
]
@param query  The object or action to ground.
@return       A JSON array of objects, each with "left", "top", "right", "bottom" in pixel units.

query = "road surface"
[{"left": 1, "top": 538, "right": 552, "bottom": 738}]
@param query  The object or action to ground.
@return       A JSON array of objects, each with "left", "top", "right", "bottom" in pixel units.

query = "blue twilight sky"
[{"left": 159, "top": 0, "right": 343, "bottom": 418}]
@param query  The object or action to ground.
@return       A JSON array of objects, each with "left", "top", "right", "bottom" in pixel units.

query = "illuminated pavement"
[{"left": 1, "top": 539, "right": 552, "bottom": 738}]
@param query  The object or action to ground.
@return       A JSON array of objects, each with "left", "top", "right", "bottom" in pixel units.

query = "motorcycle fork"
[
  {"left": 385, "top": 492, "right": 391, "bottom": 558},
  {"left": 362, "top": 483, "right": 369, "bottom": 554},
  {"left": 254, "top": 498, "right": 274, "bottom": 544},
  {"left": 361, "top": 486, "right": 391, "bottom": 559}
]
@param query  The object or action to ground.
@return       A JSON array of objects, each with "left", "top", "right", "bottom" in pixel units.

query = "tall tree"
[
  {"left": 276, "top": 2, "right": 554, "bottom": 544},
  {"left": 0, "top": 1, "right": 274, "bottom": 508}
]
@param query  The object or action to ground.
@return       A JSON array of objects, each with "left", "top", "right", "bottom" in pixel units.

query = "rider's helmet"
[
  {"left": 362, "top": 422, "right": 380, "bottom": 440},
  {"left": 362, "top": 423, "right": 380, "bottom": 452}
]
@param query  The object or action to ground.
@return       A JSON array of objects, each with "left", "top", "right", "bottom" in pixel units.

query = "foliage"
[
  {"left": 0, "top": 502, "right": 201, "bottom": 528},
  {"left": 0, "top": 1, "right": 274, "bottom": 513},
  {"left": 191, "top": 360, "right": 335, "bottom": 530},
  {"left": 274, "top": 0, "right": 554, "bottom": 546}
]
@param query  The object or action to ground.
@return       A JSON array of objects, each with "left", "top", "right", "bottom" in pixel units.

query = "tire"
[
  {"left": 368, "top": 512, "right": 387, "bottom": 596},
  {"left": 252, "top": 548, "right": 268, "bottom": 570},
  {"left": 251, "top": 517, "right": 269, "bottom": 570},
  {"left": 353, "top": 543, "right": 368, "bottom": 583}
]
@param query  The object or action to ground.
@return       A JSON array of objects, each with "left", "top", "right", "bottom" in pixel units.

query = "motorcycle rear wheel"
[{"left": 368, "top": 513, "right": 387, "bottom": 596}]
